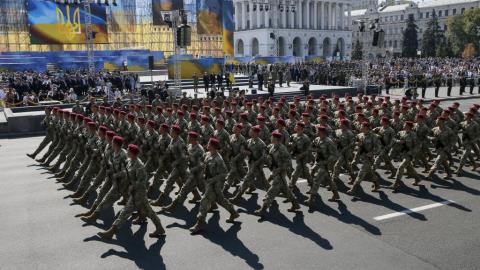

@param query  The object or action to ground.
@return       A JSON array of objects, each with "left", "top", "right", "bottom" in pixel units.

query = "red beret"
[
  {"left": 119, "top": 111, "right": 127, "bottom": 116},
  {"left": 362, "top": 121, "right": 370, "bottom": 128},
  {"left": 113, "top": 109, "right": 120, "bottom": 114},
  {"left": 146, "top": 105, "right": 153, "bottom": 109},
  {"left": 320, "top": 114, "right": 328, "bottom": 120},
  {"left": 127, "top": 113, "right": 135, "bottom": 119},
  {"left": 88, "top": 122, "right": 97, "bottom": 128},
  {"left": 226, "top": 111, "right": 233, "bottom": 116},
  {"left": 160, "top": 123, "right": 169, "bottom": 130},
  {"left": 147, "top": 120, "right": 156, "bottom": 128},
  {"left": 289, "top": 110, "right": 296, "bottom": 116},
  {"left": 189, "top": 112, "right": 197, "bottom": 119},
  {"left": 358, "top": 113, "right": 365, "bottom": 117},
  {"left": 215, "top": 107, "right": 222, "bottom": 112},
  {"left": 316, "top": 125, "right": 326, "bottom": 132},
  {"left": 271, "top": 131, "right": 282, "bottom": 139},
  {"left": 416, "top": 114, "right": 425, "bottom": 119},
  {"left": 296, "top": 121, "right": 305, "bottom": 128},
  {"left": 69, "top": 113, "right": 77, "bottom": 118},
  {"left": 216, "top": 119, "right": 225, "bottom": 125},
  {"left": 251, "top": 125, "right": 261, "bottom": 132},
  {"left": 156, "top": 106, "right": 163, "bottom": 113},
  {"left": 171, "top": 124, "right": 181, "bottom": 132},
  {"left": 453, "top": 102, "right": 460, "bottom": 107},
  {"left": 99, "top": 106, "right": 105, "bottom": 110},
  {"left": 137, "top": 116, "right": 146, "bottom": 122},
  {"left": 393, "top": 111, "right": 401, "bottom": 116},
  {"left": 84, "top": 117, "right": 93, "bottom": 123},
  {"left": 113, "top": 136, "right": 124, "bottom": 145},
  {"left": 128, "top": 144, "right": 140, "bottom": 155},
  {"left": 106, "top": 131, "right": 116, "bottom": 138},
  {"left": 405, "top": 121, "right": 414, "bottom": 127},
  {"left": 438, "top": 116, "right": 447, "bottom": 121},
  {"left": 234, "top": 123, "right": 243, "bottom": 129},
  {"left": 99, "top": 125, "right": 108, "bottom": 133},
  {"left": 167, "top": 108, "right": 173, "bottom": 112},
  {"left": 277, "top": 119, "right": 286, "bottom": 126},
  {"left": 76, "top": 114, "right": 85, "bottom": 120},
  {"left": 246, "top": 102, "right": 253, "bottom": 106},
  {"left": 105, "top": 107, "right": 112, "bottom": 112},
  {"left": 208, "top": 137, "right": 220, "bottom": 147},
  {"left": 257, "top": 115, "right": 266, "bottom": 121},
  {"left": 381, "top": 117, "right": 389, "bottom": 123},
  {"left": 340, "top": 119, "right": 349, "bottom": 126},
  {"left": 188, "top": 131, "right": 199, "bottom": 138},
  {"left": 302, "top": 112, "right": 310, "bottom": 117},
  {"left": 201, "top": 115, "right": 209, "bottom": 121},
  {"left": 177, "top": 110, "right": 185, "bottom": 116},
  {"left": 240, "top": 112, "right": 248, "bottom": 118}
]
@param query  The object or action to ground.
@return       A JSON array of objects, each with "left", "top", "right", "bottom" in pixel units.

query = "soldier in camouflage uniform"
[
  {"left": 289, "top": 122, "right": 313, "bottom": 188},
  {"left": 147, "top": 124, "right": 172, "bottom": 198},
  {"left": 162, "top": 131, "right": 204, "bottom": 212},
  {"left": 456, "top": 112, "right": 479, "bottom": 175},
  {"left": 189, "top": 138, "right": 239, "bottom": 234},
  {"left": 142, "top": 120, "right": 160, "bottom": 174},
  {"left": 426, "top": 117, "right": 456, "bottom": 180},
  {"left": 28, "top": 107, "right": 54, "bottom": 159},
  {"left": 309, "top": 125, "right": 340, "bottom": 206},
  {"left": 151, "top": 125, "right": 188, "bottom": 206},
  {"left": 224, "top": 123, "right": 247, "bottom": 192},
  {"left": 413, "top": 114, "right": 432, "bottom": 172},
  {"left": 347, "top": 122, "right": 381, "bottom": 196},
  {"left": 97, "top": 144, "right": 166, "bottom": 239},
  {"left": 42, "top": 110, "right": 71, "bottom": 167},
  {"left": 390, "top": 121, "right": 422, "bottom": 192},
  {"left": 373, "top": 117, "right": 397, "bottom": 177},
  {"left": 332, "top": 119, "right": 356, "bottom": 183},
  {"left": 254, "top": 131, "right": 300, "bottom": 217},
  {"left": 80, "top": 136, "right": 129, "bottom": 224},
  {"left": 231, "top": 125, "right": 268, "bottom": 201}
]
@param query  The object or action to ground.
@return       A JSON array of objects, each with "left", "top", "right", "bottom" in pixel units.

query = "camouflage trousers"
[
  {"left": 225, "top": 158, "right": 247, "bottom": 187},
  {"left": 414, "top": 142, "right": 431, "bottom": 169},
  {"left": 51, "top": 141, "right": 75, "bottom": 168},
  {"left": 93, "top": 180, "right": 128, "bottom": 215},
  {"left": 261, "top": 170, "right": 296, "bottom": 209},
  {"left": 311, "top": 163, "right": 337, "bottom": 194},
  {"left": 332, "top": 152, "right": 354, "bottom": 181},
  {"left": 352, "top": 158, "right": 379, "bottom": 186},
  {"left": 428, "top": 149, "right": 452, "bottom": 176},
  {"left": 290, "top": 158, "right": 312, "bottom": 187},
  {"left": 113, "top": 190, "right": 163, "bottom": 230},
  {"left": 81, "top": 165, "right": 107, "bottom": 198},
  {"left": 75, "top": 159, "right": 101, "bottom": 194},
  {"left": 459, "top": 143, "right": 476, "bottom": 168},
  {"left": 172, "top": 172, "right": 204, "bottom": 205},
  {"left": 39, "top": 135, "right": 60, "bottom": 160},
  {"left": 60, "top": 150, "right": 84, "bottom": 178},
  {"left": 144, "top": 153, "right": 158, "bottom": 175},
  {"left": 374, "top": 149, "right": 396, "bottom": 174},
  {"left": 44, "top": 140, "right": 66, "bottom": 164},
  {"left": 238, "top": 162, "right": 268, "bottom": 193},
  {"left": 394, "top": 155, "right": 420, "bottom": 183},
  {"left": 162, "top": 165, "right": 187, "bottom": 197},
  {"left": 198, "top": 179, "right": 236, "bottom": 220},
  {"left": 32, "top": 133, "right": 53, "bottom": 156},
  {"left": 149, "top": 160, "right": 170, "bottom": 192}
]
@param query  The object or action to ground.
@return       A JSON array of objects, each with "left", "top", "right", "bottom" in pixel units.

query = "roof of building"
[{"left": 351, "top": 0, "right": 479, "bottom": 16}]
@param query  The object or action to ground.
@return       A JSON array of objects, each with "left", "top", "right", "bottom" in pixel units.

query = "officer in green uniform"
[{"left": 28, "top": 107, "right": 54, "bottom": 159}]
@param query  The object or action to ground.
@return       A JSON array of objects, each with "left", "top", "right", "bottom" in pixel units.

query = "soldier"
[
  {"left": 72, "top": 100, "right": 85, "bottom": 115},
  {"left": 288, "top": 122, "right": 313, "bottom": 188},
  {"left": 224, "top": 123, "right": 248, "bottom": 192},
  {"left": 97, "top": 144, "right": 166, "bottom": 239},
  {"left": 151, "top": 124, "right": 187, "bottom": 206},
  {"left": 27, "top": 107, "right": 54, "bottom": 159},
  {"left": 426, "top": 116, "right": 456, "bottom": 180},
  {"left": 373, "top": 117, "right": 397, "bottom": 177},
  {"left": 390, "top": 121, "right": 422, "bottom": 192},
  {"left": 147, "top": 124, "right": 172, "bottom": 198},
  {"left": 231, "top": 125, "right": 267, "bottom": 200},
  {"left": 213, "top": 119, "right": 232, "bottom": 169},
  {"left": 413, "top": 114, "right": 432, "bottom": 172},
  {"left": 331, "top": 119, "right": 356, "bottom": 184},
  {"left": 254, "top": 131, "right": 300, "bottom": 217},
  {"left": 162, "top": 131, "right": 204, "bottom": 212},
  {"left": 347, "top": 122, "right": 380, "bottom": 196},
  {"left": 189, "top": 138, "right": 239, "bottom": 234},
  {"left": 200, "top": 115, "right": 215, "bottom": 146},
  {"left": 456, "top": 112, "right": 479, "bottom": 175},
  {"left": 80, "top": 136, "right": 129, "bottom": 224},
  {"left": 309, "top": 125, "right": 340, "bottom": 206}
]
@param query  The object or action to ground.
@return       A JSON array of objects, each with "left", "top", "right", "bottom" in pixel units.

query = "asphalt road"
[{"left": 0, "top": 99, "right": 479, "bottom": 270}]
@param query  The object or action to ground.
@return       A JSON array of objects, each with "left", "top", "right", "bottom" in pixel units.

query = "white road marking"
[{"left": 374, "top": 200, "right": 455, "bottom": 221}]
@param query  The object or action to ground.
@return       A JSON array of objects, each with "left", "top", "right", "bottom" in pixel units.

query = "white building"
[
  {"left": 351, "top": 0, "right": 480, "bottom": 59},
  {"left": 233, "top": 0, "right": 353, "bottom": 59}
]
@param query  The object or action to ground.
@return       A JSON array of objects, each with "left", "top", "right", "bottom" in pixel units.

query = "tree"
[
  {"left": 352, "top": 40, "right": 363, "bottom": 60},
  {"left": 462, "top": 43, "right": 476, "bottom": 59},
  {"left": 422, "top": 10, "right": 442, "bottom": 57},
  {"left": 436, "top": 35, "right": 453, "bottom": 57},
  {"left": 446, "top": 8, "right": 480, "bottom": 56},
  {"left": 402, "top": 15, "right": 419, "bottom": 58}
]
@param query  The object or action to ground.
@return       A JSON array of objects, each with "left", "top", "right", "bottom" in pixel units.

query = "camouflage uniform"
[
  {"left": 225, "top": 133, "right": 247, "bottom": 189},
  {"left": 348, "top": 131, "right": 380, "bottom": 194},
  {"left": 427, "top": 125, "right": 456, "bottom": 178},
  {"left": 457, "top": 119, "right": 479, "bottom": 173},
  {"left": 392, "top": 129, "right": 421, "bottom": 189},
  {"left": 373, "top": 125, "right": 397, "bottom": 175},
  {"left": 332, "top": 128, "right": 356, "bottom": 182},
  {"left": 289, "top": 133, "right": 312, "bottom": 187},
  {"left": 310, "top": 135, "right": 339, "bottom": 202}
]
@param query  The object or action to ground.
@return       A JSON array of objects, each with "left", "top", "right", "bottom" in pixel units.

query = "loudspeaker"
[{"left": 148, "top": 55, "right": 154, "bottom": 70}]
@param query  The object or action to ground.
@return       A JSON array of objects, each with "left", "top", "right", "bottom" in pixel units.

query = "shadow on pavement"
[{"left": 84, "top": 224, "right": 166, "bottom": 270}]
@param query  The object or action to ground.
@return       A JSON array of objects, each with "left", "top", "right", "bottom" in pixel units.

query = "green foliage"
[
  {"left": 402, "top": 15, "right": 419, "bottom": 58},
  {"left": 446, "top": 8, "right": 480, "bottom": 57},
  {"left": 422, "top": 10, "right": 442, "bottom": 57}
]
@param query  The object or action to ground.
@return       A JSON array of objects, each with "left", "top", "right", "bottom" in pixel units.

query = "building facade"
[
  {"left": 351, "top": 0, "right": 480, "bottom": 59},
  {"left": 233, "top": 0, "right": 353, "bottom": 59}
]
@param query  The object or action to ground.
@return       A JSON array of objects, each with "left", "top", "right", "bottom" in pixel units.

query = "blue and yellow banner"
[
  {"left": 27, "top": 0, "right": 108, "bottom": 44},
  {"left": 222, "top": 0, "right": 234, "bottom": 56},
  {"left": 196, "top": 0, "right": 223, "bottom": 35},
  {"left": 110, "top": 0, "right": 136, "bottom": 32},
  {"left": 152, "top": 0, "right": 184, "bottom": 25},
  {"left": 167, "top": 57, "right": 223, "bottom": 79}
]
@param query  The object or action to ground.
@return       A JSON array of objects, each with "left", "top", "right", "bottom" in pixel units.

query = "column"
[
  {"left": 290, "top": 3, "right": 295, "bottom": 28},
  {"left": 330, "top": 3, "right": 334, "bottom": 30},
  {"left": 234, "top": 2, "right": 240, "bottom": 30},
  {"left": 281, "top": 0, "right": 287, "bottom": 28},
  {"left": 249, "top": 2, "right": 254, "bottom": 29},
  {"left": 348, "top": 4, "right": 352, "bottom": 31},
  {"left": 320, "top": 1, "right": 324, "bottom": 29},
  {"left": 242, "top": 1, "right": 247, "bottom": 30},
  {"left": 305, "top": 0, "right": 310, "bottom": 29},
  {"left": 257, "top": 3, "right": 261, "bottom": 28},
  {"left": 265, "top": 5, "right": 270, "bottom": 28},
  {"left": 313, "top": 1, "right": 317, "bottom": 30},
  {"left": 298, "top": 0, "right": 303, "bottom": 28}
]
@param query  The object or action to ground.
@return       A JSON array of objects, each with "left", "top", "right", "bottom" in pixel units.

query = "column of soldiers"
[{"left": 28, "top": 94, "right": 480, "bottom": 239}]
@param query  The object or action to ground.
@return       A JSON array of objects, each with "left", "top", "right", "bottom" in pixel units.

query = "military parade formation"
[{"left": 26, "top": 93, "right": 480, "bottom": 240}]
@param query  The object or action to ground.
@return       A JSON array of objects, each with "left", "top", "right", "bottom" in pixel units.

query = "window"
[
  {"left": 453, "top": 9, "right": 457, "bottom": 15},
  {"left": 444, "top": 24, "right": 447, "bottom": 31},
  {"left": 409, "top": 14, "right": 414, "bottom": 20},
  {"left": 426, "top": 12, "right": 430, "bottom": 18},
  {"left": 461, "top": 8, "right": 465, "bottom": 14},
  {"left": 439, "top": 10, "right": 442, "bottom": 17},
  {"left": 395, "top": 15, "right": 398, "bottom": 21},
  {"left": 445, "top": 10, "right": 449, "bottom": 16},
  {"left": 384, "top": 41, "right": 387, "bottom": 48},
  {"left": 401, "top": 15, "right": 404, "bottom": 20},
  {"left": 389, "top": 40, "right": 392, "bottom": 47},
  {"left": 419, "top": 12, "right": 423, "bottom": 19},
  {"left": 394, "top": 40, "right": 398, "bottom": 48}
]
